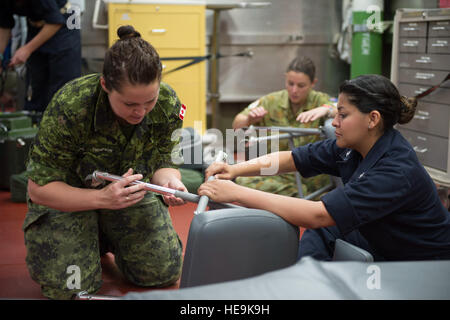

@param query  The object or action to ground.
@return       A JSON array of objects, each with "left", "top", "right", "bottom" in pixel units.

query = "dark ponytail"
[
  {"left": 117, "top": 25, "right": 141, "bottom": 40},
  {"left": 398, "top": 95, "right": 417, "bottom": 124},
  {"left": 103, "top": 25, "right": 162, "bottom": 92},
  {"left": 339, "top": 74, "right": 417, "bottom": 131}
]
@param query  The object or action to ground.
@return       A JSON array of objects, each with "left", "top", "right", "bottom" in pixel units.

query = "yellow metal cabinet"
[{"left": 108, "top": 3, "right": 207, "bottom": 132}]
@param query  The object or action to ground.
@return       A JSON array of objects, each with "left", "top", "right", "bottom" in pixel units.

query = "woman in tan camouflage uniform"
[
  {"left": 232, "top": 56, "right": 336, "bottom": 198},
  {"left": 24, "top": 26, "right": 187, "bottom": 299}
]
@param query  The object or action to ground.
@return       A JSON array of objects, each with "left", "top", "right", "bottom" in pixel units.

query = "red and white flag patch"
[{"left": 179, "top": 104, "right": 187, "bottom": 120}]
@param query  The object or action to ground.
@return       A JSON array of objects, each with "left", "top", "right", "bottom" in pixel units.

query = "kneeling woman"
[
  {"left": 199, "top": 74, "right": 450, "bottom": 261},
  {"left": 25, "top": 26, "right": 187, "bottom": 299}
]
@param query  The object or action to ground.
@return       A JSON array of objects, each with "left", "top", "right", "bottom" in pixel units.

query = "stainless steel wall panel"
[
  {"left": 205, "top": 0, "right": 345, "bottom": 102},
  {"left": 214, "top": 45, "right": 344, "bottom": 102}
]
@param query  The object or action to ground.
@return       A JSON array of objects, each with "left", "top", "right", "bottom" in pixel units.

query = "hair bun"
[
  {"left": 398, "top": 96, "right": 417, "bottom": 124},
  {"left": 117, "top": 25, "right": 141, "bottom": 40}
]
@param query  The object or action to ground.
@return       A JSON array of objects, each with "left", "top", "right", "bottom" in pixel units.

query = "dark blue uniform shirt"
[
  {"left": 292, "top": 128, "right": 450, "bottom": 261},
  {"left": 0, "top": 0, "right": 79, "bottom": 53}
]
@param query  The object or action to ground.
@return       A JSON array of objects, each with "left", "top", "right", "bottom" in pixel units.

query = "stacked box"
[{"left": 0, "top": 113, "right": 38, "bottom": 190}]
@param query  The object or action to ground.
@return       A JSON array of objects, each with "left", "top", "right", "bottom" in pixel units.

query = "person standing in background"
[
  {"left": 0, "top": 0, "right": 81, "bottom": 115},
  {"left": 24, "top": 25, "right": 187, "bottom": 299}
]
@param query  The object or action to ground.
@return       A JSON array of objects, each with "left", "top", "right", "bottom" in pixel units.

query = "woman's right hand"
[
  {"left": 100, "top": 168, "right": 147, "bottom": 209},
  {"left": 247, "top": 106, "right": 268, "bottom": 125},
  {"left": 204, "top": 162, "right": 236, "bottom": 181}
]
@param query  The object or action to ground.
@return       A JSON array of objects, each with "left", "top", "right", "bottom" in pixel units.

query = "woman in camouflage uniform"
[
  {"left": 232, "top": 56, "right": 336, "bottom": 198},
  {"left": 24, "top": 26, "right": 187, "bottom": 299}
]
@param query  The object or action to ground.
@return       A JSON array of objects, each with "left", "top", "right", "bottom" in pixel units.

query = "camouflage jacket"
[
  {"left": 238, "top": 89, "right": 331, "bottom": 151},
  {"left": 27, "top": 73, "right": 183, "bottom": 202}
]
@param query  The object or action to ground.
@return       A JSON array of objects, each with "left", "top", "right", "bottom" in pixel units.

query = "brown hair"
[
  {"left": 286, "top": 56, "right": 316, "bottom": 82},
  {"left": 339, "top": 74, "right": 417, "bottom": 131},
  {"left": 102, "top": 25, "right": 162, "bottom": 92}
]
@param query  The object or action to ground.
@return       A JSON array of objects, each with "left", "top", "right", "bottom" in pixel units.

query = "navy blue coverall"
[{"left": 292, "top": 128, "right": 450, "bottom": 261}]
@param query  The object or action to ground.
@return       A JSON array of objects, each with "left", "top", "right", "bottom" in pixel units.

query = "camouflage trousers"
[
  {"left": 235, "top": 173, "right": 331, "bottom": 198},
  {"left": 23, "top": 194, "right": 183, "bottom": 300}
]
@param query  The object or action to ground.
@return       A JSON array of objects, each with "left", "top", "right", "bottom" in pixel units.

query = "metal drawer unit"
[{"left": 391, "top": 8, "right": 450, "bottom": 187}]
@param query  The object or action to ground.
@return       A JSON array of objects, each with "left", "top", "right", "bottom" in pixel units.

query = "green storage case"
[
  {"left": 0, "top": 112, "right": 38, "bottom": 190},
  {"left": 10, "top": 170, "right": 29, "bottom": 203}
]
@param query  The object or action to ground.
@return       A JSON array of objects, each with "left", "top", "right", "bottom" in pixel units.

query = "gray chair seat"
[{"left": 180, "top": 208, "right": 300, "bottom": 288}]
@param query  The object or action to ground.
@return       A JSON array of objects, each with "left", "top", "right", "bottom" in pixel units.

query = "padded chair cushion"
[
  {"left": 179, "top": 208, "right": 300, "bottom": 288},
  {"left": 332, "top": 239, "right": 374, "bottom": 262}
]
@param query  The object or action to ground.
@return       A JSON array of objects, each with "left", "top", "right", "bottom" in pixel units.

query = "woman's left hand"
[
  {"left": 296, "top": 105, "right": 332, "bottom": 123},
  {"left": 162, "top": 179, "right": 187, "bottom": 206},
  {"left": 9, "top": 46, "right": 32, "bottom": 67},
  {"left": 198, "top": 179, "right": 241, "bottom": 203}
]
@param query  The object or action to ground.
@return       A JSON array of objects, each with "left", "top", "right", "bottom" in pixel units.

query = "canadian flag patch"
[{"left": 179, "top": 104, "right": 187, "bottom": 120}]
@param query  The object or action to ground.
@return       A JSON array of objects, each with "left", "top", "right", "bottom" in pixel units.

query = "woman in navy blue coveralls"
[
  {"left": 0, "top": 0, "right": 81, "bottom": 113},
  {"left": 199, "top": 74, "right": 450, "bottom": 261}
]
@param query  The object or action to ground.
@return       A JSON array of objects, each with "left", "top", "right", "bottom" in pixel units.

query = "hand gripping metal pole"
[
  {"left": 86, "top": 165, "right": 241, "bottom": 210},
  {"left": 194, "top": 150, "right": 228, "bottom": 214},
  {"left": 90, "top": 171, "right": 200, "bottom": 203}
]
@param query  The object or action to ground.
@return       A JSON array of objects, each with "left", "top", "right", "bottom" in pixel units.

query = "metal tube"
[
  {"left": 73, "top": 291, "right": 120, "bottom": 300},
  {"left": 288, "top": 136, "right": 304, "bottom": 198},
  {"left": 268, "top": 127, "right": 322, "bottom": 135},
  {"left": 248, "top": 133, "right": 293, "bottom": 145},
  {"left": 89, "top": 160, "right": 242, "bottom": 210},
  {"left": 194, "top": 151, "right": 227, "bottom": 214},
  {"left": 93, "top": 171, "right": 176, "bottom": 196},
  {"left": 245, "top": 126, "right": 323, "bottom": 135}
]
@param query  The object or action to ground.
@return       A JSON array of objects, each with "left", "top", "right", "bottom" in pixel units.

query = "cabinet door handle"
[
  {"left": 432, "top": 26, "right": 446, "bottom": 30},
  {"left": 151, "top": 29, "right": 166, "bottom": 34},
  {"left": 431, "top": 41, "right": 448, "bottom": 47},
  {"left": 413, "top": 115, "right": 430, "bottom": 120},
  {"left": 403, "top": 27, "right": 418, "bottom": 31},
  {"left": 414, "top": 88, "right": 427, "bottom": 95},
  {"left": 413, "top": 146, "right": 428, "bottom": 153},
  {"left": 403, "top": 41, "right": 419, "bottom": 47},
  {"left": 415, "top": 73, "right": 435, "bottom": 80},
  {"left": 415, "top": 58, "right": 431, "bottom": 64}
]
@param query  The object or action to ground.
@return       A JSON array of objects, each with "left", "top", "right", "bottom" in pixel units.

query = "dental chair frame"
[{"left": 75, "top": 119, "right": 373, "bottom": 299}]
